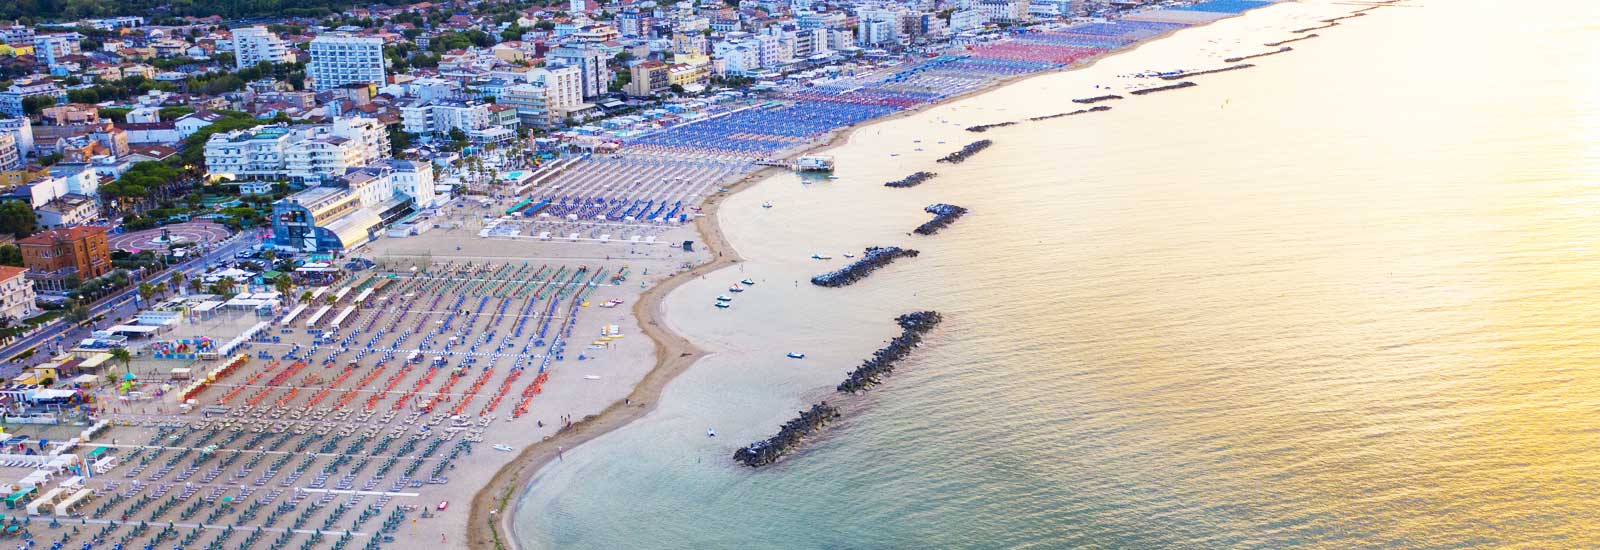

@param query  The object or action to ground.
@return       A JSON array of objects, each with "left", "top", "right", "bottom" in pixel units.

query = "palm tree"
[
  {"left": 299, "top": 290, "right": 314, "bottom": 304},
  {"left": 274, "top": 274, "right": 293, "bottom": 297},
  {"left": 210, "top": 278, "right": 236, "bottom": 297},
  {"left": 189, "top": 278, "right": 204, "bottom": 295},
  {"left": 137, "top": 283, "right": 158, "bottom": 304},
  {"left": 64, "top": 302, "right": 91, "bottom": 326},
  {"left": 169, "top": 272, "right": 185, "bottom": 295},
  {"left": 109, "top": 347, "right": 133, "bottom": 381}
]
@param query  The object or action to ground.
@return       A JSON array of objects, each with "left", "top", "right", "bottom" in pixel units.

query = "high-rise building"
[
  {"left": 547, "top": 46, "right": 609, "bottom": 99},
  {"left": 31, "top": 34, "right": 81, "bottom": 66},
  {"left": 308, "top": 34, "right": 386, "bottom": 91},
  {"left": 232, "top": 26, "right": 293, "bottom": 70}
]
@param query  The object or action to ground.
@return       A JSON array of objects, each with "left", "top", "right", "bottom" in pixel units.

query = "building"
[
  {"left": 18, "top": 226, "right": 111, "bottom": 292},
  {"left": 0, "top": 266, "right": 37, "bottom": 323},
  {"left": 0, "top": 78, "right": 67, "bottom": 117},
  {"left": 40, "top": 104, "right": 100, "bottom": 126},
  {"left": 0, "top": 133, "right": 18, "bottom": 171},
  {"left": 270, "top": 163, "right": 423, "bottom": 254},
  {"left": 35, "top": 193, "right": 100, "bottom": 229},
  {"left": 308, "top": 34, "right": 386, "bottom": 91},
  {"left": 204, "top": 118, "right": 390, "bottom": 183},
  {"left": 31, "top": 34, "right": 81, "bottom": 66},
  {"left": 547, "top": 46, "right": 609, "bottom": 99},
  {"left": 624, "top": 60, "right": 670, "bottom": 97},
  {"left": 231, "top": 26, "right": 293, "bottom": 70},
  {"left": 980, "top": 0, "right": 1033, "bottom": 23},
  {"left": 0, "top": 117, "right": 31, "bottom": 157}
]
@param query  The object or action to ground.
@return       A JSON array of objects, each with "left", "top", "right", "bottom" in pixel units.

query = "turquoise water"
[{"left": 516, "top": 1, "right": 1600, "bottom": 548}]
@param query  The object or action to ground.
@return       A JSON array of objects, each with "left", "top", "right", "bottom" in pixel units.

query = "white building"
[
  {"left": 384, "top": 159, "right": 437, "bottom": 208},
  {"left": 31, "top": 34, "right": 81, "bottom": 66},
  {"left": 205, "top": 117, "right": 390, "bottom": 183},
  {"left": 546, "top": 46, "right": 609, "bottom": 99},
  {"left": 0, "top": 266, "right": 38, "bottom": 324},
  {"left": 308, "top": 34, "right": 386, "bottom": 91},
  {"left": 232, "top": 26, "right": 293, "bottom": 70},
  {"left": 0, "top": 133, "right": 18, "bottom": 171}
]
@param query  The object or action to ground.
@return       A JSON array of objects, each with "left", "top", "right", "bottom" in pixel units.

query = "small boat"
[
  {"left": 842, "top": 252, "right": 856, "bottom": 258},
  {"left": 716, "top": 295, "right": 734, "bottom": 302},
  {"left": 728, "top": 284, "right": 744, "bottom": 292},
  {"left": 493, "top": 444, "right": 514, "bottom": 452},
  {"left": 741, "top": 278, "right": 756, "bottom": 286},
  {"left": 707, "top": 427, "right": 717, "bottom": 437},
  {"left": 828, "top": 175, "right": 841, "bottom": 180},
  {"left": 811, "top": 253, "right": 833, "bottom": 260},
  {"left": 583, "top": 375, "right": 601, "bottom": 380},
  {"left": 761, "top": 201, "right": 773, "bottom": 209},
  {"left": 786, "top": 352, "right": 806, "bottom": 359},
  {"left": 914, "top": 147, "right": 923, "bottom": 151},
  {"left": 714, "top": 302, "right": 731, "bottom": 309}
]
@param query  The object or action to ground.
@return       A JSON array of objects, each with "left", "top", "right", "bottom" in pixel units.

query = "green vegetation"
[
  {"left": 0, "top": 202, "right": 38, "bottom": 238},
  {"left": 0, "top": 245, "right": 21, "bottom": 267},
  {"left": 179, "top": 110, "right": 266, "bottom": 168}
]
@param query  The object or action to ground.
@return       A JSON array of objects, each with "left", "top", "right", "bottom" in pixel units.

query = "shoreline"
[{"left": 468, "top": 4, "right": 1310, "bottom": 549}]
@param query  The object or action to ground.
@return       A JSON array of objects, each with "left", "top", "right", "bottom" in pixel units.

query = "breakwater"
[
  {"left": 837, "top": 311, "right": 944, "bottom": 394},
  {"left": 1029, "top": 105, "right": 1112, "bottom": 122},
  {"left": 1292, "top": 21, "right": 1339, "bottom": 33},
  {"left": 1073, "top": 94, "right": 1123, "bottom": 104},
  {"left": 965, "top": 121, "right": 1018, "bottom": 133},
  {"left": 914, "top": 204, "right": 969, "bottom": 236},
  {"left": 731, "top": 402, "right": 842, "bottom": 467},
  {"left": 1322, "top": 12, "right": 1367, "bottom": 23},
  {"left": 938, "top": 140, "right": 994, "bottom": 164},
  {"left": 1225, "top": 47, "right": 1292, "bottom": 63},
  {"left": 1160, "top": 64, "right": 1254, "bottom": 80},
  {"left": 886, "top": 171, "right": 940, "bottom": 188},
  {"left": 1264, "top": 34, "right": 1318, "bottom": 47},
  {"left": 810, "top": 247, "right": 921, "bottom": 287},
  {"left": 1129, "top": 81, "right": 1198, "bottom": 96}
]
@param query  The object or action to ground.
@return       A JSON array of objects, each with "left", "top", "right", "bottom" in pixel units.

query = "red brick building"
[{"left": 18, "top": 226, "right": 112, "bottom": 291}]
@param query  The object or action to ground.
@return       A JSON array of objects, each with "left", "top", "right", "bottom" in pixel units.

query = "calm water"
[{"left": 516, "top": 1, "right": 1600, "bottom": 548}]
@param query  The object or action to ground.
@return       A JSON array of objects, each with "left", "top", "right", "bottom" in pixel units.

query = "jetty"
[
  {"left": 1264, "top": 34, "right": 1318, "bottom": 47},
  {"left": 1029, "top": 105, "right": 1111, "bottom": 122},
  {"left": 1072, "top": 94, "right": 1123, "bottom": 104},
  {"left": 914, "top": 204, "right": 968, "bottom": 235},
  {"left": 1129, "top": 81, "right": 1197, "bottom": 95},
  {"left": 732, "top": 402, "right": 842, "bottom": 467},
  {"left": 885, "top": 171, "right": 939, "bottom": 188},
  {"left": 965, "top": 121, "right": 1019, "bottom": 133},
  {"left": 1224, "top": 47, "right": 1292, "bottom": 63},
  {"left": 837, "top": 311, "right": 944, "bottom": 393},
  {"left": 937, "top": 140, "right": 993, "bottom": 164},
  {"left": 811, "top": 247, "right": 921, "bottom": 287},
  {"left": 1160, "top": 64, "right": 1253, "bottom": 80}
]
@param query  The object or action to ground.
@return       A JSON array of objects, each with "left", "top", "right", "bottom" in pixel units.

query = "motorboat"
[
  {"left": 842, "top": 252, "right": 856, "bottom": 258},
  {"left": 811, "top": 253, "right": 833, "bottom": 260},
  {"left": 728, "top": 284, "right": 744, "bottom": 292},
  {"left": 741, "top": 278, "right": 756, "bottom": 286},
  {"left": 786, "top": 352, "right": 806, "bottom": 359},
  {"left": 707, "top": 427, "right": 717, "bottom": 437},
  {"left": 762, "top": 201, "right": 773, "bottom": 209},
  {"left": 715, "top": 302, "right": 731, "bottom": 309},
  {"left": 493, "top": 444, "right": 514, "bottom": 452},
  {"left": 716, "top": 295, "right": 734, "bottom": 302}
]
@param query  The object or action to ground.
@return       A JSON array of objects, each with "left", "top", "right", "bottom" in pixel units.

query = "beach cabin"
[
  {"left": 53, "top": 488, "right": 92, "bottom": 516},
  {"left": 27, "top": 486, "right": 67, "bottom": 515},
  {"left": 4, "top": 487, "right": 36, "bottom": 510}
]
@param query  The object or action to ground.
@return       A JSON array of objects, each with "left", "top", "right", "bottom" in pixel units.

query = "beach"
[{"left": 495, "top": 1, "right": 1422, "bottom": 548}]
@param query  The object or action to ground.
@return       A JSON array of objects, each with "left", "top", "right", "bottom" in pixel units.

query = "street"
[{"left": 0, "top": 232, "right": 259, "bottom": 374}]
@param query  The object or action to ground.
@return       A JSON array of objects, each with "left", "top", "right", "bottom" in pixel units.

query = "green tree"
[
  {"left": 21, "top": 95, "right": 57, "bottom": 115},
  {"left": 0, "top": 244, "right": 20, "bottom": 267},
  {"left": 0, "top": 201, "right": 38, "bottom": 238},
  {"left": 64, "top": 303, "right": 91, "bottom": 326},
  {"left": 168, "top": 271, "right": 185, "bottom": 294},
  {"left": 209, "top": 278, "right": 237, "bottom": 297},
  {"left": 109, "top": 347, "right": 133, "bottom": 379},
  {"left": 273, "top": 274, "right": 293, "bottom": 297},
  {"left": 137, "top": 282, "right": 159, "bottom": 303}
]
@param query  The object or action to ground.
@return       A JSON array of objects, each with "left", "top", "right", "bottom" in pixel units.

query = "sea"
[{"left": 514, "top": 0, "right": 1600, "bottom": 548}]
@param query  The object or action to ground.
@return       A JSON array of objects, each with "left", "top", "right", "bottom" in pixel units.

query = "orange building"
[{"left": 18, "top": 226, "right": 112, "bottom": 291}]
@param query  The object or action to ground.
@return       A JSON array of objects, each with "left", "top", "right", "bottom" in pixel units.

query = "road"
[{"left": 0, "top": 232, "right": 259, "bottom": 372}]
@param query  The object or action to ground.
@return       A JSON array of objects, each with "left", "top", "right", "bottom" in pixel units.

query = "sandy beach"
[{"left": 474, "top": 2, "right": 1382, "bottom": 549}]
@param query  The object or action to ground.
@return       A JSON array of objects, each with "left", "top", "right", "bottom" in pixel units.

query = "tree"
[
  {"left": 109, "top": 347, "right": 133, "bottom": 379},
  {"left": 0, "top": 245, "right": 20, "bottom": 267},
  {"left": 169, "top": 271, "right": 185, "bottom": 294},
  {"left": 669, "top": 83, "right": 686, "bottom": 95},
  {"left": 209, "top": 278, "right": 236, "bottom": 297},
  {"left": 388, "top": 126, "right": 415, "bottom": 156},
  {"left": 299, "top": 290, "right": 313, "bottom": 304},
  {"left": 273, "top": 274, "right": 293, "bottom": 297},
  {"left": 21, "top": 95, "right": 57, "bottom": 116},
  {"left": 64, "top": 303, "right": 91, "bottom": 326},
  {"left": 189, "top": 277, "right": 204, "bottom": 294},
  {"left": 0, "top": 201, "right": 38, "bottom": 238}
]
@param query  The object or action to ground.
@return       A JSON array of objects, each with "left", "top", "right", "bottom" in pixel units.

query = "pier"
[
  {"left": 937, "top": 140, "right": 994, "bottom": 164},
  {"left": 1161, "top": 64, "right": 1254, "bottom": 80},
  {"left": 811, "top": 247, "right": 921, "bottom": 287},
  {"left": 886, "top": 171, "right": 939, "bottom": 188},
  {"left": 1129, "top": 81, "right": 1198, "bottom": 95},
  {"left": 1224, "top": 47, "right": 1292, "bottom": 63},
  {"left": 1264, "top": 34, "right": 1318, "bottom": 47},
  {"left": 914, "top": 204, "right": 968, "bottom": 235},
  {"left": 837, "top": 312, "right": 944, "bottom": 393},
  {"left": 1073, "top": 94, "right": 1124, "bottom": 104},
  {"left": 732, "top": 403, "right": 842, "bottom": 467}
]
